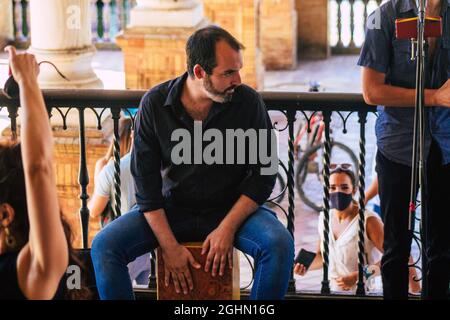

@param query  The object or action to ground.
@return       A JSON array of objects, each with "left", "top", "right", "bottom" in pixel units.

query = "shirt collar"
[
  {"left": 163, "top": 72, "right": 188, "bottom": 108},
  {"left": 399, "top": 0, "right": 450, "bottom": 14},
  {"left": 399, "top": 0, "right": 417, "bottom": 14}
]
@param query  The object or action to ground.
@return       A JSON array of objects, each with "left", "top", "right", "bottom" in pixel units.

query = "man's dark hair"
[{"left": 186, "top": 25, "right": 245, "bottom": 78}]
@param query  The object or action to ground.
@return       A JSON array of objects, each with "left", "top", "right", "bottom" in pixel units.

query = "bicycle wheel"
[{"left": 296, "top": 141, "right": 359, "bottom": 212}]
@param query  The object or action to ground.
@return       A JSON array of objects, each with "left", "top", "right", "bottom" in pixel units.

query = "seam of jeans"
[{"left": 236, "top": 235, "right": 263, "bottom": 299}]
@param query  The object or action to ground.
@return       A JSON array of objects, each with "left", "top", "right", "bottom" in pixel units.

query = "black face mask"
[{"left": 330, "top": 192, "right": 353, "bottom": 211}]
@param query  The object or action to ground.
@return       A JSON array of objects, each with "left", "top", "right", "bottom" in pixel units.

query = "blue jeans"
[{"left": 91, "top": 205, "right": 294, "bottom": 300}]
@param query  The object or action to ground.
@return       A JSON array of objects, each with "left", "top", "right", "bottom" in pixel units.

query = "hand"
[
  {"left": 202, "top": 225, "right": 235, "bottom": 277},
  {"left": 335, "top": 272, "right": 358, "bottom": 291},
  {"left": 293, "top": 263, "right": 307, "bottom": 276},
  {"left": 4, "top": 46, "right": 39, "bottom": 85},
  {"left": 433, "top": 79, "right": 450, "bottom": 107},
  {"left": 162, "top": 244, "right": 201, "bottom": 295}
]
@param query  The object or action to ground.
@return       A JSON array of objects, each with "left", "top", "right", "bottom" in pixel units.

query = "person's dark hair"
[
  {"left": 105, "top": 117, "right": 133, "bottom": 160},
  {"left": 330, "top": 167, "right": 356, "bottom": 189},
  {"left": 186, "top": 25, "right": 245, "bottom": 78},
  {"left": 0, "top": 140, "right": 91, "bottom": 299}
]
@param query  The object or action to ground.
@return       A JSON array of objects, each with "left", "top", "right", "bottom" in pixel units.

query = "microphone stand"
[{"left": 409, "top": 0, "right": 428, "bottom": 293}]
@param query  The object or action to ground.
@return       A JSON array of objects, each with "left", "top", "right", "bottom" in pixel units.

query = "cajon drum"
[{"left": 157, "top": 242, "right": 240, "bottom": 300}]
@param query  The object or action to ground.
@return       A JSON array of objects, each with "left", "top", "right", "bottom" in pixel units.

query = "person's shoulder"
[
  {"left": 235, "top": 84, "right": 262, "bottom": 102},
  {"left": 367, "top": 0, "right": 399, "bottom": 24},
  {"left": 120, "top": 153, "right": 132, "bottom": 168},
  {"left": 99, "top": 158, "right": 115, "bottom": 180},
  {"left": 234, "top": 84, "right": 267, "bottom": 115},
  {"left": 139, "top": 77, "right": 178, "bottom": 111},
  {"left": 364, "top": 208, "right": 382, "bottom": 223}
]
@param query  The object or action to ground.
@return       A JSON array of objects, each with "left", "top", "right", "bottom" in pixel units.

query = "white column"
[
  {"left": 129, "top": 0, "right": 204, "bottom": 28},
  {"left": 0, "top": 0, "right": 13, "bottom": 47},
  {"left": 28, "top": 0, "right": 102, "bottom": 89}
]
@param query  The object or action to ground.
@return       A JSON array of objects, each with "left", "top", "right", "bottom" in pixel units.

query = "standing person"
[
  {"left": 358, "top": 0, "right": 450, "bottom": 299},
  {"left": 91, "top": 25, "right": 294, "bottom": 300}
]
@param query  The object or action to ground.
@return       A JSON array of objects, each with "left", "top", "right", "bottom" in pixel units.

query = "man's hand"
[
  {"left": 162, "top": 244, "right": 201, "bottom": 295},
  {"left": 202, "top": 224, "right": 235, "bottom": 277},
  {"left": 335, "top": 272, "right": 358, "bottom": 291},
  {"left": 5, "top": 46, "right": 39, "bottom": 85},
  {"left": 433, "top": 79, "right": 450, "bottom": 108}
]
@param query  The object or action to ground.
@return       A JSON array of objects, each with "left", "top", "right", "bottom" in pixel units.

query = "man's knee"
[
  {"left": 91, "top": 227, "right": 119, "bottom": 260},
  {"left": 261, "top": 227, "right": 294, "bottom": 262}
]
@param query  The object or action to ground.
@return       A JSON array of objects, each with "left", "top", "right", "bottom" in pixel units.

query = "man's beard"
[{"left": 203, "top": 75, "right": 236, "bottom": 103}]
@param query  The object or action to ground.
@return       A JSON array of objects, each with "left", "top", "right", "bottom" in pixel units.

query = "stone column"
[
  {"left": 28, "top": 0, "right": 102, "bottom": 89},
  {"left": 0, "top": 0, "right": 14, "bottom": 49},
  {"left": 27, "top": 0, "right": 105, "bottom": 248},
  {"left": 116, "top": 0, "right": 208, "bottom": 90},
  {"left": 260, "top": 0, "right": 297, "bottom": 70},
  {"left": 296, "top": 0, "right": 330, "bottom": 59},
  {"left": 203, "top": 0, "right": 264, "bottom": 89}
]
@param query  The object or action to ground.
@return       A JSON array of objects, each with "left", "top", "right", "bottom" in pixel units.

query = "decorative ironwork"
[
  {"left": 1, "top": 89, "right": 383, "bottom": 298},
  {"left": 320, "top": 111, "right": 332, "bottom": 295},
  {"left": 77, "top": 108, "right": 90, "bottom": 249},
  {"left": 335, "top": 111, "right": 355, "bottom": 134},
  {"left": 111, "top": 107, "right": 122, "bottom": 219},
  {"left": 356, "top": 110, "right": 367, "bottom": 295}
]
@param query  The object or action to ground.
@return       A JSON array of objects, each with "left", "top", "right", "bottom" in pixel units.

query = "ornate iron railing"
[{"left": 0, "top": 89, "right": 423, "bottom": 299}]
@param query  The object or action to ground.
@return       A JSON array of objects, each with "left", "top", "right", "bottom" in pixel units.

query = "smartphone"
[{"left": 294, "top": 249, "right": 316, "bottom": 270}]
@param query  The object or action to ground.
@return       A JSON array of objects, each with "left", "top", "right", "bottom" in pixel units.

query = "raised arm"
[{"left": 6, "top": 46, "right": 68, "bottom": 300}]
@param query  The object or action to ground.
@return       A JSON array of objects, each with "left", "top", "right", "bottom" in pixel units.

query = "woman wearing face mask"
[{"left": 294, "top": 164, "right": 420, "bottom": 293}]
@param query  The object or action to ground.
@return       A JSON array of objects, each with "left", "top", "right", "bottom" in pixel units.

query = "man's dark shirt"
[
  {"left": 131, "top": 72, "right": 276, "bottom": 218},
  {"left": 358, "top": 0, "right": 450, "bottom": 166}
]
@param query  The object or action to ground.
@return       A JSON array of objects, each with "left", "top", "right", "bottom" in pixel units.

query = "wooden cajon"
[{"left": 156, "top": 242, "right": 240, "bottom": 300}]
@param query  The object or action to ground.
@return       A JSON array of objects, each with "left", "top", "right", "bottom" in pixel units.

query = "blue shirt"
[{"left": 358, "top": 0, "right": 450, "bottom": 166}]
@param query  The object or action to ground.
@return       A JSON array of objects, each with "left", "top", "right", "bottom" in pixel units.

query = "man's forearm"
[
  {"left": 219, "top": 195, "right": 259, "bottom": 233},
  {"left": 144, "top": 208, "right": 179, "bottom": 250},
  {"left": 364, "top": 83, "right": 437, "bottom": 107}
]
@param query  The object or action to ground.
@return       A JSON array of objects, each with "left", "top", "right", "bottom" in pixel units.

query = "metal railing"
[
  {"left": 0, "top": 89, "right": 422, "bottom": 299},
  {"left": 330, "top": 0, "right": 384, "bottom": 54}
]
